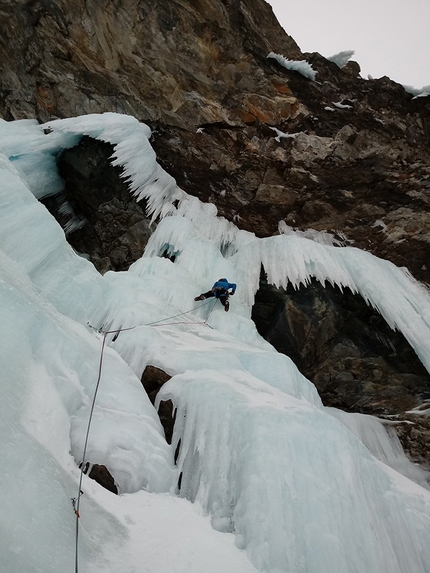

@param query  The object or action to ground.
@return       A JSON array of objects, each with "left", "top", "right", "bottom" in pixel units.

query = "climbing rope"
[
  {"left": 73, "top": 297, "right": 218, "bottom": 573},
  {"left": 146, "top": 299, "right": 214, "bottom": 327},
  {"left": 204, "top": 297, "right": 218, "bottom": 324},
  {"left": 151, "top": 298, "right": 219, "bottom": 329},
  {"left": 73, "top": 329, "right": 109, "bottom": 573}
]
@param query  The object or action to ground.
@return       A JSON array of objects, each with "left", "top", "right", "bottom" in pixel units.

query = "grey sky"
[{"left": 267, "top": 0, "right": 430, "bottom": 88}]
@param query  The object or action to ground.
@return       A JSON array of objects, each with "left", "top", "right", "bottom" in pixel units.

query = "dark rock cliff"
[
  {"left": 1, "top": 0, "right": 429, "bottom": 283},
  {"left": 1, "top": 0, "right": 429, "bottom": 461}
]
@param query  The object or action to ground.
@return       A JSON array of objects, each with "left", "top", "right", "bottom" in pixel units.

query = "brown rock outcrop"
[
  {"left": 81, "top": 462, "right": 118, "bottom": 494},
  {"left": 395, "top": 413, "right": 430, "bottom": 468},
  {"left": 151, "top": 73, "right": 430, "bottom": 284},
  {"left": 0, "top": 0, "right": 300, "bottom": 127},
  {"left": 141, "top": 365, "right": 175, "bottom": 443},
  {"left": 252, "top": 278, "right": 430, "bottom": 415},
  {"left": 47, "top": 136, "right": 152, "bottom": 272}
]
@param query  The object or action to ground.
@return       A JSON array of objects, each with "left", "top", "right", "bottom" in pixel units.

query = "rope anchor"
[{"left": 71, "top": 494, "right": 83, "bottom": 518}]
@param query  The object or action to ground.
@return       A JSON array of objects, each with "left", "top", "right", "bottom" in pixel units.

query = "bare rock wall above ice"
[
  {"left": 1, "top": 1, "right": 429, "bottom": 282},
  {"left": 252, "top": 278, "right": 430, "bottom": 414},
  {"left": 252, "top": 277, "right": 430, "bottom": 466},
  {"left": 47, "top": 136, "right": 153, "bottom": 273}
]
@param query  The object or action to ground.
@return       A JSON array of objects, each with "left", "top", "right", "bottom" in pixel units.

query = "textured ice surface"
[
  {"left": 326, "top": 407, "right": 430, "bottom": 488},
  {"left": 159, "top": 371, "right": 430, "bottom": 573},
  {"left": 1, "top": 114, "right": 430, "bottom": 573}
]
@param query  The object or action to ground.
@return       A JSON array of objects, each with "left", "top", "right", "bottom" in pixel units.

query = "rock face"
[
  {"left": 47, "top": 136, "right": 152, "bottom": 272},
  {"left": 141, "top": 365, "right": 175, "bottom": 443},
  {"left": 0, "top": 0, "right": 300, "bottom": 127},
  {"left": 251, "top": 276, "right": 430, "bottom": 467},
  {"left": 152, "top": 66, "right": 430, "bottom": 285},
  {"left": 395, "top": 413, "right": 430, "bottom": 468},
  {"left": 1, "top": 1, "right": 429, "bottom": 453},
  {"left": 81, "top": 462, "right": 118, "bottom": 494},
  {"left": 252, "top": 277, "right": 430, "bottom": 415}
]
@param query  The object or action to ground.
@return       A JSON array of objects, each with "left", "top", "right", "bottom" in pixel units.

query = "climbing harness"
[{"left": 73, "top": 297, "right": 218, "bottom": 573}]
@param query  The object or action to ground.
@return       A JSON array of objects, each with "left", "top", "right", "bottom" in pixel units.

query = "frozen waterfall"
[{"left": 1, "top": 113, "right": 429, "bottom": 573}]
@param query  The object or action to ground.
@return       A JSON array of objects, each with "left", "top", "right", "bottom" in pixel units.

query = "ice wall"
[
  {"left": 2, "top": 113, "right": 430, "bottom": 573},
  {"left": 159, "top": 370, "right": 430, "bottom": 573},
  {"left": 0, "top": 150, "right": 176, "bottom": 571},
  {"left": 326, "top": 407, "right": 430, "bottom": 488},
  {"left": 145, "top": 212, "right": 430, "bottom": 376},
  {"left": 4, "top": 113, "right": 430, "bottom": 379}
]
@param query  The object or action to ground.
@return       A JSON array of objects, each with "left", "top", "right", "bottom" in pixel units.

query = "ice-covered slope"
[
  {"left": 1, "top": 114, "right": 430, "bottom": 573},
  {"left": 0, "top": 128, "right": 258, "bottom": 573}
]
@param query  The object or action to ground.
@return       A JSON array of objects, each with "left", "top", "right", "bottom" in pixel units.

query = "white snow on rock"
[
  {"left": 327, "top": 50, "right": 355, "bottom": 69},
  {"left": 267, "top": 52, "right": 317, "bottom": 80}
]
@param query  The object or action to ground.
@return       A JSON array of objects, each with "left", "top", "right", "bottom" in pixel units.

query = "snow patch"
[
  {"left": 269, "top": 126, "right": 300, "bottom": 142},
  {"left": 267, "top": 52, "right": 317, "bottom": 80},
  {"left": 327, "top": 50, "right": 355, "bottom": 69},
  {"left": 403, "top": 84, "right": 430, "bottom": 99}
]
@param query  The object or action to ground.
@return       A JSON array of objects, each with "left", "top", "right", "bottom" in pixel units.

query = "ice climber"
[{"left": 194, "top": 278, "right": 237, "bottom": 312}]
